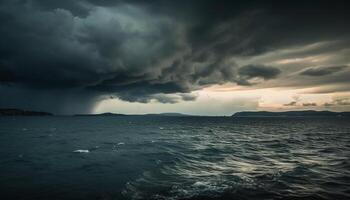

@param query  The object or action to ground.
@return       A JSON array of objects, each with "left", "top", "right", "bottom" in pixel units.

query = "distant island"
[
  {"left": 232, "top": 110, "right": 350, "bottom": 117},
  {"left": 0, "top": 108, "right": 53, "bottom": 116},
  {"left": 74, "top": 112, "right": 128, "bottom": 117},
  {"left": 2, "top": 108, "right": 350, "bottom": 117},
  {"left": 75, "top": 112, "right": 190, "bottom": 117},
  {"left": 143, "top": 113, "right": 190, "bottom": 117}
]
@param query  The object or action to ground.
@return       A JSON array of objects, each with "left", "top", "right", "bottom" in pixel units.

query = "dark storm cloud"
[
  {"left": 150, "top": 93, "right": 197, "bottom": 104},
  {"left": 237, "top": 65, "right": 281, "bottom": 85},
  {"left": 300, "top": 65, "right": 348, "bottom": 76},
  {"left": 0, "top": 66, "right": 14, "bottom": 83},
  {"left": 179, "top": 93, "right": 197, "bottom": 101},
  {"left": 0, "top": 0, "right": 350, "bottom": 113}
]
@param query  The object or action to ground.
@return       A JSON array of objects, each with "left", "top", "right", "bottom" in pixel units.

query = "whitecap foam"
[
  {"left": 193, "top": 181, "right": 209, "bottom": 187},
  {"left": 73, "top": 149, "right": 89, "bottom": 153}
]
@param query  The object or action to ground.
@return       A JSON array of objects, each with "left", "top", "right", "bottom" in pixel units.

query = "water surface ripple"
[{"left": 0, "top": 116, "right": 349, "bottom": 200}]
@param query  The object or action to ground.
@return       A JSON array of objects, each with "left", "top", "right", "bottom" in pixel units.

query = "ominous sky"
[{"left": 1, "top": 0, "right": 350, "bottom": 115}]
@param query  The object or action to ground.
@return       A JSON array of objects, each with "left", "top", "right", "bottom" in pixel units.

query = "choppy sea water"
[{"left": 0, "top": 116, "right": 349, "bottom": 200}]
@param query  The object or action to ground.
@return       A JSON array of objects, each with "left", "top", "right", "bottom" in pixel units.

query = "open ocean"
[{"left": 0, "top": 116, "right": 349, "bottom": 200}]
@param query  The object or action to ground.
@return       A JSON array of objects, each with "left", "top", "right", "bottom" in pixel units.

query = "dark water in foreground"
[{"left": 0, "top": 116, "right": 349, "bottom": 200}]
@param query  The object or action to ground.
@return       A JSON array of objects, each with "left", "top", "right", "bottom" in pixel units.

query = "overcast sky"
[{"left": 1, "top": 0, "right": 350, "bottom": 115}]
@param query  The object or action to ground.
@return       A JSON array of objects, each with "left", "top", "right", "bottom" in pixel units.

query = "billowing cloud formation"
[
  {"left": 237, "top": 65, "right": 281, "bottom": 85},
  {"left": 0, "top": 0, "right": 350, "bottom": 113},
  {"left": 300, "top": 65, "right": 348, "bottom": 76}
]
